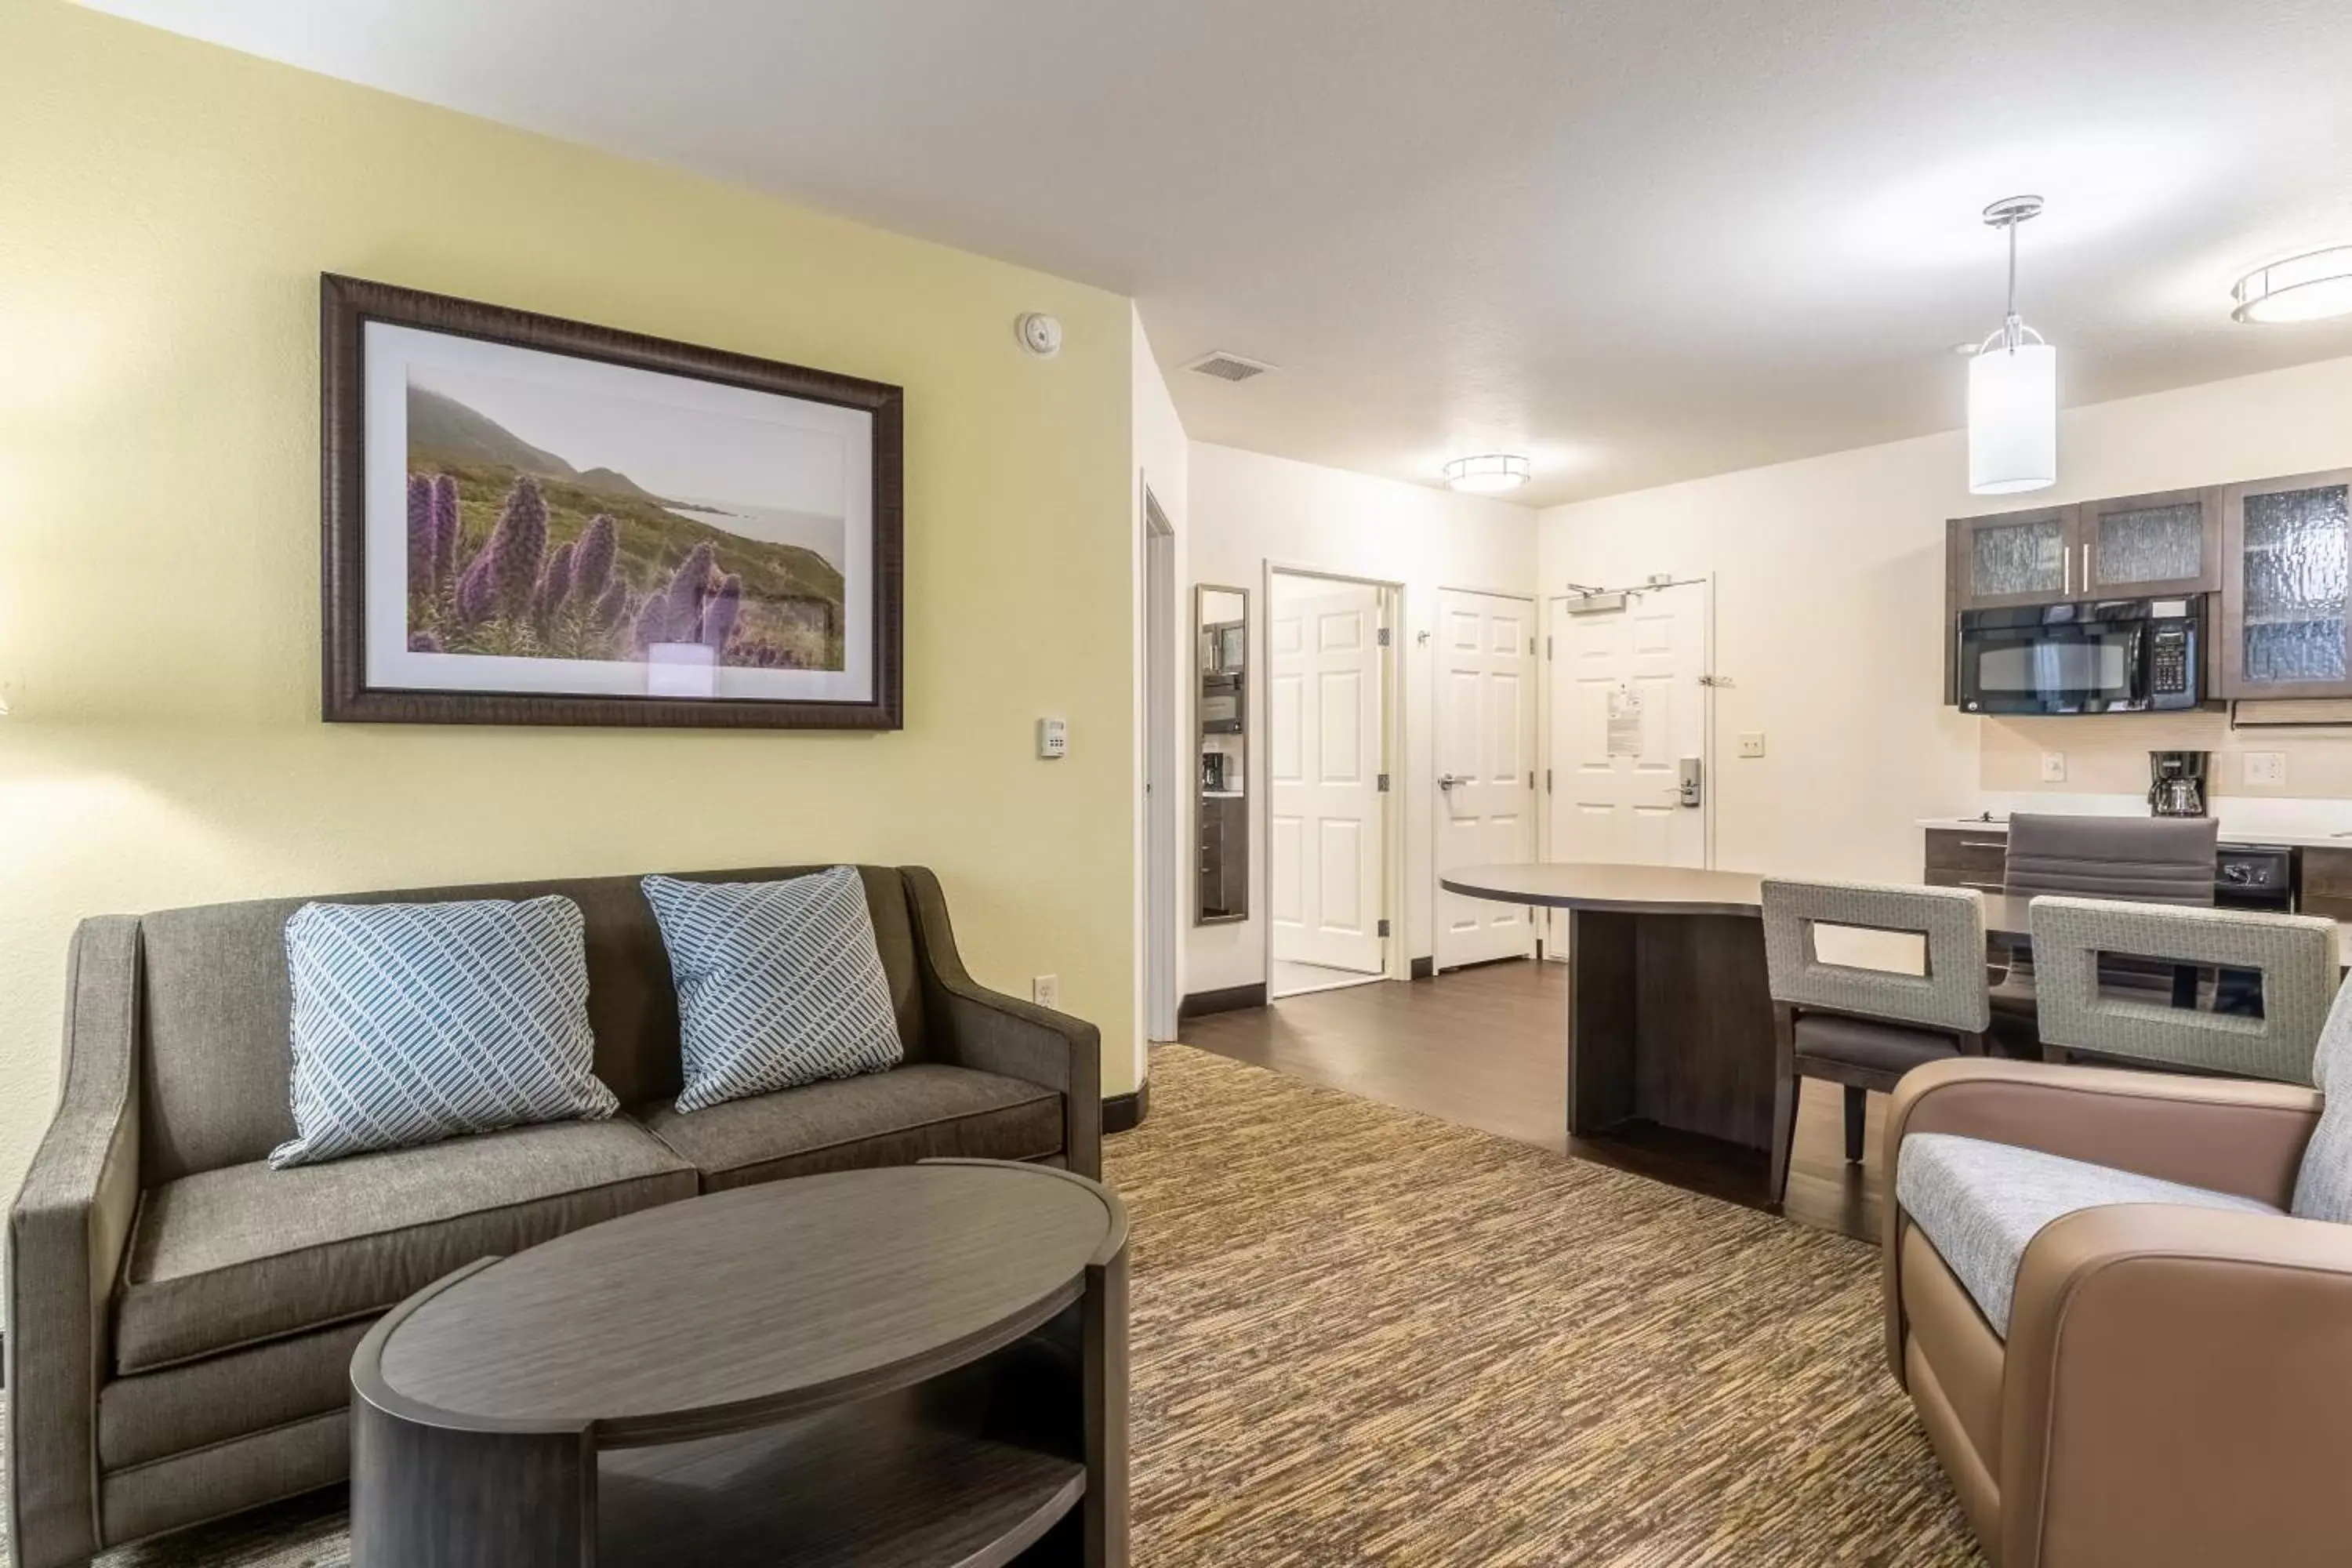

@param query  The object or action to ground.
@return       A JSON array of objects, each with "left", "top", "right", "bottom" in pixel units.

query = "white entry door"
[
  {"left": 1434, "top": 589, "right": 1538, "bottom": 970},
  {"left": 1548, "top": 582, "right": 1709, "bottom": 869},
  {"left": 1269, "top": 584, "right": 1386, "bottom": 975}
]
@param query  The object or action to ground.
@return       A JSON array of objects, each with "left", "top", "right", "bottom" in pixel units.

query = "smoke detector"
[
  {"left": 1184, "top": 350, "right": 1276, "bottom": 383},
  {"left": 1016, "top": 313, "right": 1062, "bottom": 358}
]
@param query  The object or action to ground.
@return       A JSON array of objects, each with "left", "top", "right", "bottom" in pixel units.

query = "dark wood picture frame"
[{"left": 321, "top": 273, "right": 905, "bottom": 729}]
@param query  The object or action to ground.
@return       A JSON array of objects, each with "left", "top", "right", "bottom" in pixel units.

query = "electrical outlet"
[
  {"left": 1737, "top": 732, "right": 1766, "bottom": 759},
  {"left": 1031, "top": 975, "right": 1061, "bottom": 1010},
  {"left": 2245, "top": 751, "right": 2288, "bottom": 787},
  {"left": 2040, "top": 750, "right": 2067, "bottom": 782}
]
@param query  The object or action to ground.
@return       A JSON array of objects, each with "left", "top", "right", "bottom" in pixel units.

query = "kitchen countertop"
[
  {"left": 1918, "top": 815, "right": 2352, "bottom": 849},
  {"left": 1443, "top": 862, "right": 2347, "bottom": 943}
]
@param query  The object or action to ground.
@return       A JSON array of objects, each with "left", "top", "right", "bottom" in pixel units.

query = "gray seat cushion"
[
  {"left": 1896, "top": 1131, "right": 2278, "bottom": 1338},
  {"left": 2292, "top": 975, "right": 2352, "bottom": 1221},
  {"left": 115, "top": 1119, "right": 695, "bottom": 1372},
  {"left": 638, "top": 1064, "right": 1062, "bottom": 1191},
  {"left": 1791, "top": 1014, "right": 1962, "bottom": 1076},
  {"left": 100, "top": 1316, "right": 374, "bottom": 1472}
]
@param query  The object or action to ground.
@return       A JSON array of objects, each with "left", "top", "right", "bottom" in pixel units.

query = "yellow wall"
[{"left": 0, "top": 0, "right": 1139, "bottom": 1198}]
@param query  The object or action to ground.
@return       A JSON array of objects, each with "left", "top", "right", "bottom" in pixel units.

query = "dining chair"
[
  {"left": 1994, "top": 814, "right": 2220, "bottom": 1025},
  {"left": 2028, "top": 897, "right": 2339, "bottom": 1082},
  {"left": 1760, "top": 880, "right": 1991, "bottom": 1203}
]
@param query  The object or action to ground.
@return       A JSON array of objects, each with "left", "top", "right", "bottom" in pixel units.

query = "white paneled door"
[
  {"left": 1548, "top": 583, "right": 1709, "bottom": 869},
  {"left": 1269, "top": 584, "right": 1386, "bottom": 975},
  {"left": 1434, "top": 590, "right": 1538, "bottom": 971}
]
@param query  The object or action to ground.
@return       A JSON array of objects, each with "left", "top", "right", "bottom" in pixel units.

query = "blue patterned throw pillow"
[
  {"left": 642, "top": 867, "right": 905, "bottom": 1114},
  {"left": 273, "top": 897, "right": 617, "bottom": 1169}
]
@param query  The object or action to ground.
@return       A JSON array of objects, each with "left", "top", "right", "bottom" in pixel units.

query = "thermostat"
[{"left": 1037, "top": 717, "right": 1069, "bottom": 759}]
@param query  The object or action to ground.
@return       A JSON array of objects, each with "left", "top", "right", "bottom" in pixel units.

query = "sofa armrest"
[
  {"left": 7, "top": 916, "right": 143, "bottom": 1568},
  {"left": 1997, "top": 1205, "right": 2352, "bottom": 1568},
  {"left": 1880, "top": 1057, "right": 2321, "bottom": 1383},
  {"left": 899, "top": 868, "right": 1102, "bottom": 1178}
]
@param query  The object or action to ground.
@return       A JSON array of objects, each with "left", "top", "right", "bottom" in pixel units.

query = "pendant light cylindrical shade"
[{"left": 1968, "top": 340, "right": 2056, "bottom": 495}]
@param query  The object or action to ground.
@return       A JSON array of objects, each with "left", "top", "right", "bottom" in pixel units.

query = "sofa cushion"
[
  {"left": 643, "top": 869, "right": 905, "bottom": 1113},
  {"left": 100, "top": 1316, "right": 374, "bottom": 1472},
  {"left": 115, "top": 1118, "right": 694, "bottom": 1372},
  {"left": 638, "top": 1064, "right": 1062, "bottom": 1191},
  {"left": 273, "top": 896, "right": 618, "bottom": 1167},
  {"left": 1896, "top": 1131, "right": 2278, "bottom": 1338}
]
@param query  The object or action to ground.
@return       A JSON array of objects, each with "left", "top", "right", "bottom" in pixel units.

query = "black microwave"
[{"left": 1956, "top": 597, "right": 2202, "bottom": 715}]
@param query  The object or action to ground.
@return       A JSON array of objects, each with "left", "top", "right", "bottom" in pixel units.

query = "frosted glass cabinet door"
[
  {"left": 2223, "top": 470, "right": 2352, "bottom": 699},
  {"left": 1951, "top": 506, "right": 2079, "bottom": 610},
  {"left": 2082, "top": 488, "right": 2220, "bottom": 597}
]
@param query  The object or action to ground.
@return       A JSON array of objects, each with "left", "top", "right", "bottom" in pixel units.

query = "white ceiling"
[{"left": 88, "top": 0, "right": 2352, "bottom": 506}]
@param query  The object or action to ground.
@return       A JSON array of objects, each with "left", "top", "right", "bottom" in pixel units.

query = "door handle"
[{"left": 1438, "top": 774, "right": 1464, "bottom": 791}]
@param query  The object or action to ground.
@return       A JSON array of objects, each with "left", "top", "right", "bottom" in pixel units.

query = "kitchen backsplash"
[{"left": 1981, "top": 712, "right": 2352, "bottom": 798}]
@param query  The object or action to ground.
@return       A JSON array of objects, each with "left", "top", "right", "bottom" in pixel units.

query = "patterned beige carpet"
[{"left": 14, "top": 1044, "right": 1978, "bottom": 1566}]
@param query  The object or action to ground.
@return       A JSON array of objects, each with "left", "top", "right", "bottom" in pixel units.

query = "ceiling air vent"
[{"left": 1185, "top": 350, "right": 1276, "bottom": 383}]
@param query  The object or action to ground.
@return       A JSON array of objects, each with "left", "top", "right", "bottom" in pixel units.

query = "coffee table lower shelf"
[{"left": 598, "top": 1397, "right": 1084, "bottom": 1568}]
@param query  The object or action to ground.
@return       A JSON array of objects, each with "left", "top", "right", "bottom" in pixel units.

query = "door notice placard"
[{"left": 1606, "top": 684, "right": 1644, "bottom": 758}]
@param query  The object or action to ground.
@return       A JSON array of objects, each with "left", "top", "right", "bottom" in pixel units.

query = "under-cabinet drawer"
[
  {"left": 2301, "top": 844, "right": 2352, "bottom": 921},
  {"left": 1923, "top": 828, "right": 2009, "bottom": 893}
]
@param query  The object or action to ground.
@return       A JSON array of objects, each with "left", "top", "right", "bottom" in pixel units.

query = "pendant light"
[{"left": 1967, "top": 195, "right": 2057, "bottom": 496}]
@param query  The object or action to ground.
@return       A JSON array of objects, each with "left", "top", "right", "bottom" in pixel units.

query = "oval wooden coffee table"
[{"left": 349, "top": 1159, "right": 1128, "bottom": 1568}]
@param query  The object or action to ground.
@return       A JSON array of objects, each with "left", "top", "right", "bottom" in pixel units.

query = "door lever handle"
[{"left": 1438, "top": 774, "right": 1463, "bottom": 791}]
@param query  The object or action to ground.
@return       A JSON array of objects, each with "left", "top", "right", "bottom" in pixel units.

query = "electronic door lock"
[{"left": 1676, "top": 756, "right": 1702, "bottom": 808}]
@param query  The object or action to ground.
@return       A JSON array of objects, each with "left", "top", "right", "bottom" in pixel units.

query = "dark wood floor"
[{"left": 1179, "top": 958, "right": 1886, "bottom": 1243}]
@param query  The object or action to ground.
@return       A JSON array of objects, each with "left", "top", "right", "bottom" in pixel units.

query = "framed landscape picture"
[{"left": 321, "top": 274, "right": 903, "bottom": 728}]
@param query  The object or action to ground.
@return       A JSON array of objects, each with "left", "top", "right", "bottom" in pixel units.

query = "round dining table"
[{"left": 1435, "top": 862, "right": 2034, "bottom": 1202}]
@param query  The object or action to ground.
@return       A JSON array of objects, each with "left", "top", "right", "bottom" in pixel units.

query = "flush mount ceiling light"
[
  {"left": 2233, "top": 246, "right": 2352, "bottom": 324},
  {"left": 1443, "top": 453, "right": 1531, "bottom": 493},
  {"left": 1966, "top": 194, "right": 2058, "bottom": 497}
]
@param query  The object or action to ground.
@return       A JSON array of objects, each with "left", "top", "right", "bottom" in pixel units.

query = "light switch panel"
[
  {"left": 1737, "top": 733, "right": 1766, "bottom": 759},
  {"left": 2245, "top": 751, "right": 2287, "bottom": 787}
]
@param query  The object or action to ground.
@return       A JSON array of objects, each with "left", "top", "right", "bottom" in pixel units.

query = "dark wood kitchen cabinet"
[
  {"left": 1922, "top": 828, "right": 2009, "bottom": 894},
  {"left": 2078, "top": 487, "right": 2221, "bottom": 597},
  {"left": 1950, "top": 506, "right": 2078, "bottom": 610},
  {"left": 1950, "top": 491, "right": 2220, "bottom": 612},
  {"left": 2220, "top": 468, "right": 2352, "bottom": 699},
  {"left": 2299, "top": 844, "right": 2352, "bottom": 922}
]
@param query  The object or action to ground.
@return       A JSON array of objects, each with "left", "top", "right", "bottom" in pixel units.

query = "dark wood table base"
[{"left": 1565, "top": 906, "right": 1780, "bottom": 1198}]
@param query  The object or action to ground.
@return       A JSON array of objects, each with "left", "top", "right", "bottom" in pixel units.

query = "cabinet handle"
[
  {"left": 1957, "top": 839, "right": 2006, "bottom": 850},
  {"left": 2082, "top": 542, "right": 2092, "bottom": 590},
  {"left": 2063, "top": 544, "right": 2072, "bottom": 596}
]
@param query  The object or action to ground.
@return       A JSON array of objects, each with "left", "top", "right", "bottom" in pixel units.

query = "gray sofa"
[{"left": 6, "top": 863, "right": 1102, "bottom": 1568}]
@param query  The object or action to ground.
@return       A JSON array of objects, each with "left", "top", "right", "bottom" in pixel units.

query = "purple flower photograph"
[
  {"left": 323, "top": 274, "right": 903, "bottom": 730},
  {"left": 403, "top": 364, "right": 847, "bottom": 673}
]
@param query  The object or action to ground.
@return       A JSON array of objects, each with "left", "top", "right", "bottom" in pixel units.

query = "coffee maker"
[{"left": 2148, "top": 750, "right": 2209, "bottom": 818}]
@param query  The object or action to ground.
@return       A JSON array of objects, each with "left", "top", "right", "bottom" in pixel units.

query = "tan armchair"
[{"left": 1882, "top": 1058, "right": 2352, "bottom": 1568}]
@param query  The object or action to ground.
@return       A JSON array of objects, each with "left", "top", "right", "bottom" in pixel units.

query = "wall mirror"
[{"left": 1195, "top": 585, "right": 1249, "bottom": 925}]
